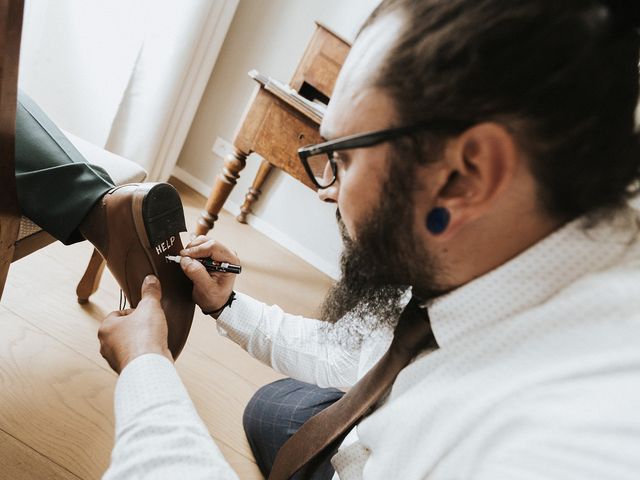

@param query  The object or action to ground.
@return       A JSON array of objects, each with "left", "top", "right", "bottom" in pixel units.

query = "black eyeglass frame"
[{"left": 297, "top": 119, "right": 474, "bottom": 189}]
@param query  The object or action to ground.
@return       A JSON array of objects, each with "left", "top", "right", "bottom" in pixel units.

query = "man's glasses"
[{"left": 297, "top": 119, "right": 473, "bottom": 189}]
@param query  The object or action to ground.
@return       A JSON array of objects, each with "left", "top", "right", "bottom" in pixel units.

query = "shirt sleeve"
[
  {"left": 102, "top": 354, "right": 239, "bottom": 480},
  {"left": 216, "top": 292, "right": 361, "bottom": 389}
]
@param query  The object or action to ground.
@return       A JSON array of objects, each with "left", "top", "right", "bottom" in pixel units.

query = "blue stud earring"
[{"left": 426, "top": 207, "right": 450, "bottom": 235}]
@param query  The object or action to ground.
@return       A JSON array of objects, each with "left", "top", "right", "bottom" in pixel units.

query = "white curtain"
[{"left": 19, "top": 0, "right": 238, "bottom": 181}]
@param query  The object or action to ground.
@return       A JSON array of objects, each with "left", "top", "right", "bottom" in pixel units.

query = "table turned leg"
[
  {"left": 237, "top": 159, "right": 274, "bottom": 224},
  {"left": 196, "top": 147, "right": 248, "bottom": 236}
]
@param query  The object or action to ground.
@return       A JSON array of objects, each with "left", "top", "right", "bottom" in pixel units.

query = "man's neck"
[{"left": 438, "top": 212, "right": 564, "bottom": 290}]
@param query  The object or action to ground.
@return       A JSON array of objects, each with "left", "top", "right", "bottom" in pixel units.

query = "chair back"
[{"left": 0, "top": 0, "right": 25, "bottom": 294}]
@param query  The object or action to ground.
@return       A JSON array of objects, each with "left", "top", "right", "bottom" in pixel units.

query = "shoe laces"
[{"left": 119, "top": 289, "right": 128, "bottom": 311}]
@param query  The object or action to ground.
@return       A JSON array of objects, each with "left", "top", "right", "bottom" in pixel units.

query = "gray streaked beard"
[{"left": 318, "top": 214, "right": 406, "bottom": 350}]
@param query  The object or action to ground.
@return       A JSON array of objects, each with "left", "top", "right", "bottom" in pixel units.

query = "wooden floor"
[{"left": 0, "top": 179, "right": 333, "bottom": 479}]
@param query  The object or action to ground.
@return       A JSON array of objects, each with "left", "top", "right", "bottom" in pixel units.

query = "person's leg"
[
  {"left": 15, "top": 90, "right": 115, "bottom": 244},
  {"left": 243, "top": 378, "right": 345, "bottom": 480},
  {"left": 13, "top": 92, "right": 194, "bottom": 358}
]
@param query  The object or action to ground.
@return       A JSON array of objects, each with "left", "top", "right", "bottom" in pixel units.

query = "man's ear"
[{"left": 430, "top": 123, "right": 519, "bottom": 239}]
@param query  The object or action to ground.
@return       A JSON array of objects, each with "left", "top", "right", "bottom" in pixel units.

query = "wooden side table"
[{"left": 195, "top": 23, "right": 350, "bottom": 236}]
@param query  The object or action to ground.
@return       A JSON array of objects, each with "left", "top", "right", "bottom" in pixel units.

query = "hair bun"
[{"left": 601, "top": 0, "right": 640, "bottom": 31}]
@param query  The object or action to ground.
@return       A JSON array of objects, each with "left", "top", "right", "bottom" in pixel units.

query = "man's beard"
[{"left": 319, "top": 163, "right": 443, "bottom": 350}]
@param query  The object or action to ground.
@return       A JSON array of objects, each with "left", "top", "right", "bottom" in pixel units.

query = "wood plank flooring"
[{"left": 0, "top": 179, "right": 333, "bottom": 479}]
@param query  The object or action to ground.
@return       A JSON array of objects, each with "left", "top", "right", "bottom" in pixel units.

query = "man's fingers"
[
  {"left": 180, "top": 256, "right": 213, "bottom": 285},
  {"left": 181, "top": 239, "right": 239, "bottom": 264},
  {"left": 104, "top": 312, "right": 118, "bottom": 321},
  {"left": 141, "top": 275, "right": 162, "bottom": 302},
  {"left": 184, "top": 235, "right": 210, "bottom": 250},
  {"left": 181, "top": 238, "right": 215, "bottom": 257}
]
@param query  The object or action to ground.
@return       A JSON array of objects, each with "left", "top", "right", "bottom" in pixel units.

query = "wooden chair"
[{"left": 0, "top": 0, "right": 147, "bottom": 303}]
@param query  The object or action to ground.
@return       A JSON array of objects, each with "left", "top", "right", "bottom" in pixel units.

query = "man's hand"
[
  {"left": 98, "top": 275, "right": 172, "bottom": 374},
  {"left": 179, "top": 236, "right": 239, "bottom": 314}
]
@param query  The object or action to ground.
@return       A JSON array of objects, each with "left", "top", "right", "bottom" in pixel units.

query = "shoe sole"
[{"left": 132, "top": 183, "right": 186, "bottom": 260}]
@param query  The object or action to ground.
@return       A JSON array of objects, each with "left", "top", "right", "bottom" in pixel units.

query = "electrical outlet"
[{"left": 212, "top": 136, "right": 234, "bottom": 159}]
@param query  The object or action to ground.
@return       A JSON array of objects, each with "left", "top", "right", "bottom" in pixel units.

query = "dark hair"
[{"left": 364, "top": 0, "right": 640, "bottom": 220}]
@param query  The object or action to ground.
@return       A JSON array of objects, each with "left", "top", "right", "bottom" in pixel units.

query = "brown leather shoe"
[{"left": 87, "top": 182, "right": 194, "bottom": 359}]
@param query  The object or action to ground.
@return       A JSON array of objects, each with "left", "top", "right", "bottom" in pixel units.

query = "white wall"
[
  {"left": 19, "top": 0, "right": 142, "bottom": 146},
  {"left": 20, "top": 0, "right": 238, "bottom": 181},
  {"left": 175, "top": 0, "right": 381, "bottom": 278}
]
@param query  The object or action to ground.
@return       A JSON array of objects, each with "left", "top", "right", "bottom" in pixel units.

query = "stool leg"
[
  {"left": 237, "top": 159, "right": 274, "bottom": 224},
  {"left": 196, "top": 146, "right": 248, "bottom": 236},
  {"left": 76, "top": 248, "right": 106, "bottom": 304},
  {"left": 0, "top": 217, "right": 20, "bottom": 301}
]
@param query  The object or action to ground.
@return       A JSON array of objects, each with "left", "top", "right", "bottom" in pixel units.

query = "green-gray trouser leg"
[{"left": 15, "top": 91, "right": 115, "bottom": 245}]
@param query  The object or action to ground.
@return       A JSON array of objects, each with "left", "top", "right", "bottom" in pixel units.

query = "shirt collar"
[{"left": 426, "top": 206, "right": 640, "bottom": 347}]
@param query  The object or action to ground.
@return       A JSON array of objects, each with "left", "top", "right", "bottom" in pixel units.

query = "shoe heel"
[{"left": 132, "top": 183, "right": 186, "bottom": 256}]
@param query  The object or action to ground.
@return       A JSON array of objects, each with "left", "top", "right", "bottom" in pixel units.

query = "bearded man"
[{"left": 99, "top": 0, "right": 640, "bottom": 479}]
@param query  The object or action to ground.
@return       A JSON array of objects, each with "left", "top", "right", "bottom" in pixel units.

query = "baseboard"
[
  {"left": 172, "top": 166, "right": 340, "bottom": 279},
  {"left": 172, "top": 166, "right": 215, "bottom": 198}
]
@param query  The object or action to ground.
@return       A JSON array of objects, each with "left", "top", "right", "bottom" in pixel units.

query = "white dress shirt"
[{"left": 104, "top": 205, "right": 640, "bottom": 479}]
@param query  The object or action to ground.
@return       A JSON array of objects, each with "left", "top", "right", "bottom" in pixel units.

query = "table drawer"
[{"left": 253, "top": 102, "right": 323, "bottom": 190}]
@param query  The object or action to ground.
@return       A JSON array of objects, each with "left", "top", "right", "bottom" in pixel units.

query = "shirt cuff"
[
  {"left": 216, "top": 291, "right": 264, "bottom": 345},
  {"left": 114, "top": 353, "right": 188, "bottom": 431}
]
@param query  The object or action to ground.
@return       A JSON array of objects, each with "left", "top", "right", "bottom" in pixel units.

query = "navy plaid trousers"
[{"left": 243, "top": 378, "right": 345, "bottom": 479}]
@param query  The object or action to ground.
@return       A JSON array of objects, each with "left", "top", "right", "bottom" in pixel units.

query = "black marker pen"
[{"left": 165, "top": 255, "right": 242, "bottom": 274}]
